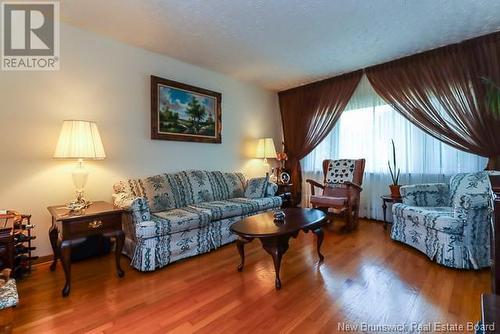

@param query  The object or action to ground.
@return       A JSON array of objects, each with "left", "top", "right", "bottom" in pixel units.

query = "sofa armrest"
[
  {"left": 265, "top": 182, "right": 278, "bottom": 197},
  {"left": 400, "top": 183, "right": 449, "bottom": 206},
  {"left": 112, "top": 193, "right": 151, "bottom": 223}
]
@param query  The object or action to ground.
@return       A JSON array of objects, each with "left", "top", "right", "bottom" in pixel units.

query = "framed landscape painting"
[{"left": 151, "top": 75, "right": 222, "bottom": 143}]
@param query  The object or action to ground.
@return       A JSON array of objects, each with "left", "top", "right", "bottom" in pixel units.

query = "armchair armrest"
[
  {"left": 453, "top": 193, "right": 493, "bottom": 257},
  {"left": 400, "top": 183, "right": 449, "bottom": 206},
  {"left": 112, "top": 193, "right": 151, "bottom": 223},
  {"left": 453, "top": 193, "right": 492, "bottom": 211},
  {"left": 343, "top": 181, "right": 363, "bottom": 192},
  {"left": 306, "top": 179, "right": 324, "bottom": 196}
]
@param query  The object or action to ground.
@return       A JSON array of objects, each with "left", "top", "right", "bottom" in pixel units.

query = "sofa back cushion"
[
  {"left": 119, "top": 174, "right": 185, "bottom": 213},
  {"left": 114, "top": 170, "right": 246, "bottom": 212},
  {"left": 176, "top": 171, "right": 246, "bottom": 205},
  {"left": 244, "top": 176, "right": 270, "bottom": 199},
  {"left": 209, "top": 171, "right": 246, "bottom": 201},
  {"left": 449, "top": 172, "right": 491, "bottom": 207}
]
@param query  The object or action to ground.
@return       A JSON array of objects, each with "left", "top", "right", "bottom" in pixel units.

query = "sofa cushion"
[
  {"left": 230, "top": 196, "right": 282, "bottom": 212},
  {"left": 400, "top": 183, "right": 450, "bottom": 207},
  {"left": 172, "top": 171, "right": 247, "bottom": 205},
  {"left": 140, "top": 207, "right": 211, "bottom": 237},
  {"left": 126, "top": 173, "right": 186, "bottom": 213},
  {"left": 310, "top": 195, "right": 348, "bottom": 208},
  {"left": 393, "top": 204, "right": 464, "bottom": 235},
  {"left": 189, "top": 200, "right": 245, "bottom": 220},
  {"left": 190, "top": 196, "right": 282, "bottom": 220},
  {"left": 137, "top": 196, "right": 283, "bottom": 238},
  {"left": 208, "top": 171, "right": 246, "bottom": 200},
  {"left": 115, "top": 170, "right": 247, "bottom": 213},
  {"left": 175, "top": 170, "right": 216, "bottom": 205},
  {"left": 245, "top": 176, "right": 269, "bottom": 199}
]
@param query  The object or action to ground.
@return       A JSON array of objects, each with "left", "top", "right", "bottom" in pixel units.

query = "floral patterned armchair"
[{"left": 391, "top": 171, "right": 495, "bottom": 269}]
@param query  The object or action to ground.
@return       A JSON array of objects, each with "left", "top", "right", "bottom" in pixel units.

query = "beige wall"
[{"left": 0, "top": 24, "right": 282, "bottom": 257}]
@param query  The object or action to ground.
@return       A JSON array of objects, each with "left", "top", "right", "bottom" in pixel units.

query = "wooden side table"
[
  {"left": 0, "top": 229, "right": 13, "bottom": 271},
  {"left": 47, "top": 201, "right": 125, "bottom": 297},
  {"left": 381, "top": 195, "right": 402, "bottom": 230}
]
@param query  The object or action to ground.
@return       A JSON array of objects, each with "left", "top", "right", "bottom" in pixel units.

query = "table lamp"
[
  {"left": 256, "top": 138, "right": 277, "bottom": 176},
  {"left": 256, "top": 138, "right": 277, "bottom": 164},
  {"left": 53, "top": 120, "right": 106, "bottom": 207}
]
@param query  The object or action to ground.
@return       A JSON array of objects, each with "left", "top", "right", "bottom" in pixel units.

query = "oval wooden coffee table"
[{"left": 230, "top": 208, "right": 327, "bottom": 289}]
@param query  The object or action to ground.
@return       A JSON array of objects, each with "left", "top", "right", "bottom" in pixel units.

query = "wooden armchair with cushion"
[{"left": 306, "top": 159, "right": 366, "bottom": 231}]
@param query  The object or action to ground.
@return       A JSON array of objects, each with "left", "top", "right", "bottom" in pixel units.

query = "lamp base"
[
  {"left": 66, "top": 197, "right": 92, "bottom": 212},
  {"left": 67, "top": 160, "right": 92, "bottom": 212}
]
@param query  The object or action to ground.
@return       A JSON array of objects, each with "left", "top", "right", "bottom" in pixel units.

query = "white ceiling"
[{"left": 61, "top": 0, "right": 500, "bottom": 91}]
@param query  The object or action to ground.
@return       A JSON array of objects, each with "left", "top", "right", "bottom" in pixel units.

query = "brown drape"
[
  {"left": 366, "top": 32, "right": 500, "bottom": 169},
  {"left": 278, "top": 71, "right": 362, "bottom": 204}
]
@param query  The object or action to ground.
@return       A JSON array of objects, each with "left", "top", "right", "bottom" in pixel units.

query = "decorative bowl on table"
[{"left": 273, "top": 210, "right": 286, "bottom": 224}]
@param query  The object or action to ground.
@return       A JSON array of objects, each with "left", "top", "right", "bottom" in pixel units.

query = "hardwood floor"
[{"left": 13, "top": 220, "right": 490, "bottom": 333}]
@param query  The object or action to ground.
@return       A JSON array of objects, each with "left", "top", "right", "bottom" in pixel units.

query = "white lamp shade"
[
  {"left": 53, "top": 120, "right": 106, "bottom": 160},
  {"left": 256, "top": 138, "right": 277, "bottom": 159}
]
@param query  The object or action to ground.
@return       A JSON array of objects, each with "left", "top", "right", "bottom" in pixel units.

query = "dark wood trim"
[{"left": 150, "top": 75, "right": 222, "bottom": 144}]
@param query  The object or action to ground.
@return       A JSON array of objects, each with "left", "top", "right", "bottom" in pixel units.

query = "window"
[{"left": 301, "top": 76, "right": 487, "bottom": 220}]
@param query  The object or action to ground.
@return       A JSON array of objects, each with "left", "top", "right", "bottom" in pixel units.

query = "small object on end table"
[
  {"left": 276, "top": 183, "right": 293, "bottom": 208},
  {"left": 273, "top": 210, "right": 286, "bottom": 223}
]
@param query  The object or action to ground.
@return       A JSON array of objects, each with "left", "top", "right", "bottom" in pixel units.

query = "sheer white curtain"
[{"left": 301, "top": 75, "right": 488, "bottom": 221}]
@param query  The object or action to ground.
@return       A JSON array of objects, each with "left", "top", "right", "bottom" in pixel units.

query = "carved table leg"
[
  {"left": 114, "top": 230, "right": 125, "bottom": 278},
  {"left": 49, "top": 222, "right": 59, "bottom": 272},
  {"left": 261, "top": 236, "right": 290, "bottom": 290},
  {"left": 60, "top": 240, "right": 71, "bottom": 297},
  {"left": 313, "top": 228, "right": 325, "bottom": 262},
  {"left": 236, "top": 239, "right": 245, "bottom": 272},
  {"left": 235, "top": 237, "right": 252, "bottom": 272}
]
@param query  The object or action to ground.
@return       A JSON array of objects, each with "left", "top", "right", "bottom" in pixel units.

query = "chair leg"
[
  {"left": 328, "top": 212, "right": 334, "bottom": 225},
  {"left": 344, "top": 202, "right": 355, "bottom": 231},
  {"left": 352, "top": 204, "right": 360, "bottom": 229}
]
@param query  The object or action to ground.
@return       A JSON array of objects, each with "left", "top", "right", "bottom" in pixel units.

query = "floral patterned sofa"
[
  {"left": 391, "top": 171, "right": 495, "bottom": 269},
  {"left": 112, "top": 170, "right": 281, "bottom": 271}
]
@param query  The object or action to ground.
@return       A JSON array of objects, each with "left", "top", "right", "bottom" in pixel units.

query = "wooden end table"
[
  {"left": 276, "top": 183, "right": 293, "bottom": 208},
  {"left": 230, "top": 208, "right": 327, "bottom": 289},
  {"left": 381, "top": 195, "right": 402, "bottom": 230},
  {"left": 47, "top": 201, "right": 125, "bottom": 297}
]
